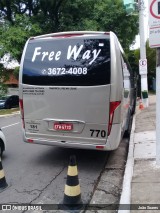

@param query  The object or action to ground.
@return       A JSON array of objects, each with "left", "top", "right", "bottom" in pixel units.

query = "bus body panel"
[{"left": 22, "top": 85, "right": 110, "bottom": 123}]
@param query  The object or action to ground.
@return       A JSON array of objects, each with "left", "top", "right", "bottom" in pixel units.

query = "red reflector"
[
  {"left": 19, "top": 99, "right": 23, "bottom": 113},
  {"left": 19, "top": 99, "right": 25, "bottom": 128},
  {"left": 96, "top": 146, "right": 104, "bottom": 149},
  {"left": 108, "top": 101, "right": 121, "bottom": 136},
  {"left": 27, "top": 139, "right": 34, "bottom": 143}
]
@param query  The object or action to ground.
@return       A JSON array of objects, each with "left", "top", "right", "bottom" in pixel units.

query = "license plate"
[{"left": 54, "top": 123, "right": 73, "bottom": 131}]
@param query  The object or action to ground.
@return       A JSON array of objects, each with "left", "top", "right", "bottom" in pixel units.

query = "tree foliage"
[
  {"left": 0, "top": 63, "right": 9, "bottom": 96},
  {"left": 0, "top": 0, "right": 138, "bottom": 50},
  {"left": 146, "top": 40, "right": 156, "bottom": 77},
  {"left": 0, "top": 14, "right": 41, "bottom": 61},
  {"left": 0, "top": 0, "right": 139, "bottom": 95},
  {"left": 0, "top": 13, "right": 41, "bottom": 95}
]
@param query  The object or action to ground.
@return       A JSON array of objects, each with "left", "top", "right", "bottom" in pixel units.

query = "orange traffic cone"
[
  {"left": 139, "top": 99, "right": 144, "bottom": 110},
  {"left": 60, "top": 155, "right": 83, "bottom": 212}
]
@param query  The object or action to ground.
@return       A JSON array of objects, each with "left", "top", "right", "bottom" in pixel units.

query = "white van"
[{"left": 19, "top": 31, "right": 136, "bottom": 151}]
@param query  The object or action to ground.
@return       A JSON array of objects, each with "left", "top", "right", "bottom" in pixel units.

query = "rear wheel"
[
  {"left": 0, "top": 140, "right": 4, "bottom": 158},
  {"left": 131, "top": 89, "right": 137, "bottom": 115},
  {"left": 0, "top": 146, "right": 3, "bottom": 158},
  {"left": 131, "top": 97, "right": 137, "bottom": 115},
  {"left": 124, "top": 111, "right": 132, "bottom": 138}
]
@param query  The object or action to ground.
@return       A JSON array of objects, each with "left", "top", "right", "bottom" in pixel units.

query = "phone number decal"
[{"left": 42, "top": 67, "right": 88, "bottom": 75}]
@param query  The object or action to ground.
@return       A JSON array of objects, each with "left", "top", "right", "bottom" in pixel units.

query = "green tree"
[
  {"left": 0, "top": 0, "right": 65, "bottom": 32},
  {"left": 146, "top": 40, "right": 156, "bottom": 78},
  {"left": 146, "top": 40, "right": 156, "bottom": 90},
  {"left": 0, "top": 0, "right": 139, "bottom": 96},
  {"left": 0, "top": 14, "right": 41, "bottom": 95},
  {"left": 0, "top": 63, "right": 9, "bottom": 96},
  {"left": 59, "top": 0, "right": 138, "bottom": 50},
  {"left": 92, "top": 0, "right": 138, "bottom": 50},
  {"left": 0, "top": 0, "right": 138, "bottom": 50},
  {"left": 127, "top": 50, "right": 139, "bottom": 74},
  {"left": 0, "top": 14, "right": 41, "bottom": 61}
]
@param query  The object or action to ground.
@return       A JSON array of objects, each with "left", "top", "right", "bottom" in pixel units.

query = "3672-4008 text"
[{"left": 42, "top": 67, "right": 88, "bottom": 75}]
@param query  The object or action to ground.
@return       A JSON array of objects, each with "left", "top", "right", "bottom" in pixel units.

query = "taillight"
[
  {"left": 19, "top": 99, "right": 25, "bottom": 128},
  {"left": 108, "top": 101, "right": 121, "bottom": 136}
]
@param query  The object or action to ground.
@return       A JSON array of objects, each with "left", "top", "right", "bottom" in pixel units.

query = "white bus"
[{"left": 19, "top": 31, "right": 136, "bottom": 151}]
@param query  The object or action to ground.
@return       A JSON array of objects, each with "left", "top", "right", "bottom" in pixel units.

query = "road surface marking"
[{"left": 1, "top": 122, "right": 20, "bottom": 129}]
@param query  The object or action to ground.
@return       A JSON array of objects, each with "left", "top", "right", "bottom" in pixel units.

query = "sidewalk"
[
  {"left": 131, "top": 94, "right": 160, "bottom": 212},
  {"left": 120, "top": 94, "right": 160, "bottom": 213}
]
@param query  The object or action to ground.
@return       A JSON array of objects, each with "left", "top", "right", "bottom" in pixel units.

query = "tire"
[
  {"left": 124, "top": 111, "right": 132, "bottom": 138},
  {"left": 0, "top": 140, "right": 4, "bottom": 158},
  {"left": 131, "top": 89, "right": 137, "bottom": 115},
  {"left": 131, "top": 100, "right": 136, "bottom": 115},
  {"left": 124, "top": 127, "right": 130, "bottom": 138},
  {"left": 0, "top": 146, "right": 3, "bottom": 158}
]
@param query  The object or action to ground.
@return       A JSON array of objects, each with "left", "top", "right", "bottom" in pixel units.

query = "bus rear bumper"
[{"left": 22, "top": 123, "right": 122, "bottom": 151}]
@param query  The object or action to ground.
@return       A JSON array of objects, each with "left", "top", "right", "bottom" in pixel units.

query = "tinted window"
[{"left": 23, "top": 36, "right": 110, "bottom": 86}]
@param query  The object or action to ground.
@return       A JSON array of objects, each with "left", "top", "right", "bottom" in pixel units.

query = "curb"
[{"left": 118, "top": 114, "right": 136, "bottom": 213}]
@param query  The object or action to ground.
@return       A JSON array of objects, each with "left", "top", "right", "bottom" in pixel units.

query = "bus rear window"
[{"left": 22, "top": 37, "right": 110, "bottom": 86}]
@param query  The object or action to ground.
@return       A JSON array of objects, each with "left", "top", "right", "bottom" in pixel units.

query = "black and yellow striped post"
[
  {"left": 61, "top": 155, "right": 83, "bottom": 212},
  {"left": 0, "top": 157, "right": 8, "bottom": 192}
]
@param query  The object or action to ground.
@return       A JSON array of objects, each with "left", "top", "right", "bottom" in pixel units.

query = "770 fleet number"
[{"left": 90, "top": 129, "right": 106, "bottom": 138}]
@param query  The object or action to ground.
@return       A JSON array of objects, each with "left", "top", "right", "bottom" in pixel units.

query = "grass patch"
[{"left": 0, "top": 108, "right": 20, "bottom": 115}]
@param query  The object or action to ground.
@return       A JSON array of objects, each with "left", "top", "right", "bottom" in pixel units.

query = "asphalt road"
[{"left": 0, "top": 114, "right": 111, "bottom": 205}]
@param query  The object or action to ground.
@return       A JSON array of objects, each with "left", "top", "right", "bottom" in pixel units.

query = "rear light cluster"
[
  {"left": 19, "top": 99, "right": 25, "bottom": 128},
  {"left": 108, "top": 101, "right": 121, "bottom": 136}
]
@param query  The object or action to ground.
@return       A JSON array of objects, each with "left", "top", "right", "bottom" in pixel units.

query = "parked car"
[
  {"left": 0, "top": 129, "right": 6, "bottom": 157},
  {"left": 0, "top": 95, "right": 19, "bottom": 109}
]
